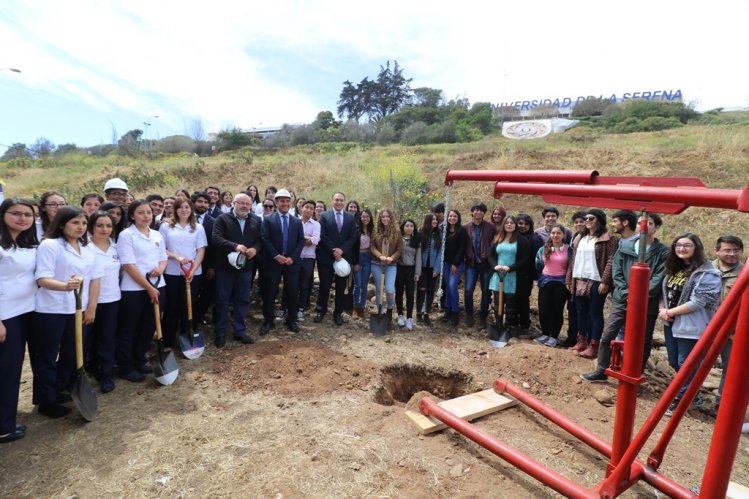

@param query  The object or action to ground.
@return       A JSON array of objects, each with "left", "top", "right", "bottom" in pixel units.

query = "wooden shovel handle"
[
  {"left": 185, "top": 278, "right": 193, "bottom": 321},
  {"left": 74, "top": 283, "right": 84, "bottom": 370}
]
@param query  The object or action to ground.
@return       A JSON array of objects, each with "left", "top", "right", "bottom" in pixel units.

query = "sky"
[{"left": 1, "top": 0, "right": 748, "bottom": 150}]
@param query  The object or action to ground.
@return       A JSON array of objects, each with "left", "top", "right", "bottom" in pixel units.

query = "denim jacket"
[
  {"left": 662, "top": 261, "right": 721, "bottom": 339},
  {"left": 421, "top": 236, "right": 443, "bottom": 271}
]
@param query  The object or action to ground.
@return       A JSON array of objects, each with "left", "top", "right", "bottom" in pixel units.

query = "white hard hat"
[
  {"left": 274, "top": 189, "right": 291, "bottom": 200},
  {"left": 227, "top": 251, "right": 249, "bottom": 270},
  {"left": 104, "top": 177, "right": 129, "bottom": 192},
  {"left": 333, "top": 258, "right": 351, "bottom": 277}
]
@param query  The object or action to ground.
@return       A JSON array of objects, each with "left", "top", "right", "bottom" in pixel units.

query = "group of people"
[{"left": 0, "top": 177, "right": 745, "bottom": 444}]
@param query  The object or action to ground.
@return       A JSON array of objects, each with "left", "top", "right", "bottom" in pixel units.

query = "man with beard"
[{"left": 191, "top": 191, "right": 216, "bottom": 324}]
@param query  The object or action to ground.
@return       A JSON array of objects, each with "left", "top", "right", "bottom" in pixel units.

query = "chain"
[{"left": 435, "top": 184, "right": 451, "bottom": 309}]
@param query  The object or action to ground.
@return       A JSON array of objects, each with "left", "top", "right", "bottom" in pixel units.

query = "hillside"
[{"left": 3, "top": 122, "right": 749, "bottom": 243}]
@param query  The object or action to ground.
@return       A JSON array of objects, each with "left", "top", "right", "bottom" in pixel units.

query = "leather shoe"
[
  {"left": 16, "top": 424, "right": 26, "bottom": 433},
  {"left": 38, "top": 403, "right": 71, "bottom": 419},
  {"left": 137, "top": 363, "right": 153, "bottom": 375},
  {"left": 260, "top": 320, "right": 274, "bottom": 336},
  {"left": 287, "top": 321, "right": 300, "bottom": 333},
  {"left": 235, "top": 335, "right": 255, "bottom": 344},
  {"left": 215, "top": 336, "right": 226, "bottom": 348},
  {"left": 313, "top": 313, "right": 324, "bottom": 323},
  {"left": 120, "top": 370, "right": 146, "bottom": 383},
  {"left": 334, "top": 315, "right": 343, "bottom": 326},
  {"left": 57, "top": 393, "right": 73, "bottom": 404},
  {"left": 100, "top": 379, "right": 115, "bottom": 393},
  {"left": 0, "top": 429, "right": 25, "bottom": 444}
]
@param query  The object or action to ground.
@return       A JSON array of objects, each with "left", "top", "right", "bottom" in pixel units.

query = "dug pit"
[{"left": 373, "top": 364, "right": 472, "bottom": 406}]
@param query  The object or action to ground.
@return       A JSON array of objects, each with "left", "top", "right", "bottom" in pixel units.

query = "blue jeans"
[
  {"left": 215, "top": 269, "right": 253, "bottom": 338},
  {"left": 464, "top": 263, "right": 491, "bottom": 319},
  {"left": 675, "top": 337, "right": 701, "bottom": 400},
  {"left": 575, "top": 281, "right": 607, "bottom": 342},
  {"left": 716, "top": 338, "right": 732, "bottom": 406},
  {"left": 353, "top": 251, "right": 372, "bottom": 309},
  {"left": 371, "top": 263, "right": 397, "bottom": 309},
  {"left": 663, "top": 324, "right": 679, "bottom": 371},
  {"left": 443, "top": 262, "right": 464, "bottom": 313}
]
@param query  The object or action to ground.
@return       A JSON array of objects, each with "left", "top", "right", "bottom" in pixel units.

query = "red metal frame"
[{"left": 418, "top": 170, "right": 749, "bottom": 498}]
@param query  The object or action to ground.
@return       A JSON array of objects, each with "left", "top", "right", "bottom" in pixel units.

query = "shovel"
[
  {"left": 369, "top": 264, "right": 388, "bottom": 336},
  {"left": 147, "top": 274, "right": 179, "bottom": 385},
  {"left": 489, "top": 272, "right": 510, "bottom": 348},
  {"left": 178, "top": 260, "right": 205, "bottom": 360},
  {"left": 71, "top": 281, "right": 97, "bottom": 421}
]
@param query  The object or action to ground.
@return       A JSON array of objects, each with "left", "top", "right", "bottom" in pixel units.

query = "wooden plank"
[
  {"left": 727, "top": 481, "right": 749, "bottom": 499},
  {"left": 405, "top": 388, "right": 517, "bottom": 434}
]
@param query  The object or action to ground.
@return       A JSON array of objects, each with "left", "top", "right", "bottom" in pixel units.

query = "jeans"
[
  {"left": 371, "top": 263, "right": 397, "bottom": 310},
  {"left": 716, "top": 338, "right": 732, "bottom": 406},
  {"left": 215, "top": 269, "right": 253, "bottom": 338},
  {"left": 443, "top": 262, "right": 464, "bottom": 313},
  {"left": 663, "top": 324, "right": 679, "bottom": 371},
  {"left": 353, "top": 251, "right": 372, "bottom": 309},
  {"left": 575, "top": 281, "right": 607, "bottom": 342},
  {"left": 675, "top": 337, "right": 701, "bottom": 400},
  {"left": 538, "top": 281, "right": 569, "bottom": 339},
  {"left": 464, "top": 263, "right": 491, "bottom": 319},
  {"left": 298, "top": 259, "right": 315, "bottom": 311}
]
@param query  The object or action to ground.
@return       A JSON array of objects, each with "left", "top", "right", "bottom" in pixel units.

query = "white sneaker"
[
  {"left": 397, "top": 315, "right": 406, "bottom": 327},
  {"left": 406, "top": 318, "right": 414, "bottom": 331},
  {"left": 543, "top": 337, "right": 558, "bottom": 347},
  {"left": 533, "top": 335, "right": 549, "bottom": 345},
  {"left": 297, "top": 310, "right": 304, "bottom": 322},
  {"left": 742, "top": 422, "right": 749, "bottom": 434}
]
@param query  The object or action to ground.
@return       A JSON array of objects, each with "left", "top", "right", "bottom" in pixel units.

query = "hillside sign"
[{"left": 494, "top": 89, "right": 683, "bottom": 112}]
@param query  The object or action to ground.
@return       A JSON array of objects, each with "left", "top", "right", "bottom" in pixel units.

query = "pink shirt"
[{"left": 542, "top": 245, "right": 569, "bottom": 277}]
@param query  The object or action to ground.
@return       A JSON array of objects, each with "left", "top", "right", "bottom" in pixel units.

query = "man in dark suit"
[
  {"left": 192, "top": 191, "right": 216, "bottom": 324},
  {"left": 260, "top": 189, "right": 304, "bottom": 334},
  {"left": 205, "top": 186, "right": 223, "bottom": 219},
  {"left": 212, "top": 193, "right": 262, "bottom": 347},
  {"left": 315, "top": 192, "right": 358, "bottom": 325}
]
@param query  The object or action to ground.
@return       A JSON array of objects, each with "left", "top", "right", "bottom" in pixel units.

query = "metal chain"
[{"left": 435, "top": 184, "right": 451, "bottom": 310}]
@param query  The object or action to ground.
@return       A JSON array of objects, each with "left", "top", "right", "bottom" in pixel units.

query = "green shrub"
[
  {"left": 639, "top": 116, "right": 683, "bottom": 132},
  {"left": 611, "top": 117, "right": 643, "bottom": 134},
  {"left": 401, "top": 122, "right": 429, "bottom": 145}
]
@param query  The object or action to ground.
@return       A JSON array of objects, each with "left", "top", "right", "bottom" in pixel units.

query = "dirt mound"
[{"left": 214, "top": 339, "right": 379, "bottom": 396}]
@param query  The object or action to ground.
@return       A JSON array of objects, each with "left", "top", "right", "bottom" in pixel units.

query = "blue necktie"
[
  {"left": 281, "top": 214, "right": 288, "bottom": 255},
  {"left": 336, "top": 211, "right": 342, "bottom": 233}
]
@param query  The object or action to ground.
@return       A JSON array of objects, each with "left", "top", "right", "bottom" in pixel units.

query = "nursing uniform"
[
  {"left": 116, "top": 225, "right": 167, "bottom": 376},
  {"left": 32, "top": 238, "right": 102, "bottom": 407},
  {"left": 0, "top": 243, "right": 36, "bottom": 434}
]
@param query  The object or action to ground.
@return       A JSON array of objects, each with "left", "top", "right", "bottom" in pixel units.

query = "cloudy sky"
[{"left": 1, "top": 0, "right": 747, "bottom": 149}]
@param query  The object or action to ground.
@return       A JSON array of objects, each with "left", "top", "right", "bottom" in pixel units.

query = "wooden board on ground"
[
  {"left": 405, "top": 388, "right": 517, "bottom": 434},
  {"left": 727, "top": 481, "right": 749, "bottom": 499}
]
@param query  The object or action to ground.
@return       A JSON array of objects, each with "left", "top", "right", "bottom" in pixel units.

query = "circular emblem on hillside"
[{"left": 503, "top": 121, "right": 550, "bottom": 140}]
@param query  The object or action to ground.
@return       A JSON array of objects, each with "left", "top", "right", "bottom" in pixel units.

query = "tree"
[
  {"left": 337, "top": 80, "right": 366, "bottom": 121},
  {"left": 54, "top": 143, "right": 79, "bottom": 155},
  {"left": 1, "top": 143, "right": 31, "bottom": 161},
  {"left": 313, "top": 111, "right": 339, "bottom": 130},
  {"left": 217, "top": 127, "right": 256, "bottom": 150},
  {"left": 30, "top": 137, "right": 54, "bottom": 158},
  {"left": 411, "top": 87, "right": 444, "bottom": 108},
  {"left": 337, "top": 61, "right": 413, "bottom": 121},
  {"left": 187, "top": 117, "right": 206, "bottom": 141},
  {"left": 118, "top": 129, "right": 143, "bottom": 156}
]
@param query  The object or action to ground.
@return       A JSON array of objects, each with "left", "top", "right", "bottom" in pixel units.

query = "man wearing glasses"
[
  {"left": 712, "top": 235, "right": 744, "bottom": 410},
  {"left": 103, "top": 178, "right": 129, "bottom": 203}
]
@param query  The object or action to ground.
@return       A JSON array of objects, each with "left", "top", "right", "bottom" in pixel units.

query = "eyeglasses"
[
  {"left": 674, "top": 243, "right": 695, "bottom": 249},
  {"left": 263, "top": 204, "right": 275, "bottom": 209},
  {"left": 6, "top": 211, "right": 35, "bottom": 218},
  {"left": 718, "top": 248, "right": 742, "bottom": 254},
  {"left": 583, "top": 215, "right": 596, "bottom": 221},
  {"left": 45, "top": 202, "right": 67, "bottom": 208}
]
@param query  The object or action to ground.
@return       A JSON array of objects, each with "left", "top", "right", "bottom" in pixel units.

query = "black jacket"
[{"left": 212, "top": 211, "right": 262, "bottom": 272}]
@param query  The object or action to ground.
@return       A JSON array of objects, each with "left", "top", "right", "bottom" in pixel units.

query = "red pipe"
[
  {"left": 495, "top": 379, "right": 612, "bottom": 456},
  {"left": 700, "top": 290, "right": 749, "bottom": 498},
  {"left": 419, "top": 397, "right": 597, "bottom": 498},
  {"left": 444, "top": 169, "right": 598, "bottom": 186},
  {"left": 608, "top": 262, "right": 649, "bottom": 474},
  {"left": 492, "top": 182, "right": 743, "bottom": 211},
  {"left": 599, "top": 263, "right": 749, "bottom": 498},
  {"left": 648, "top": 305, "right": 739, "bottom": 468}
]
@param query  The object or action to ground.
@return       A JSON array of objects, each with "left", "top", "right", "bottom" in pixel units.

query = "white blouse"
[
  {"left": 92, "top": 238, "right": 122, "bottom": 304},
  {"left": 35, "top": 238, "right": 103, "bottom": 314},
  {"left": 159, "top": 222, "right": 208, "bottom": 276},
  {"left": 117, "top": 225, "right": 168, "bottom": 291},
  {"left": 0, "top": 245, "right": 37, "bottom": 320}
]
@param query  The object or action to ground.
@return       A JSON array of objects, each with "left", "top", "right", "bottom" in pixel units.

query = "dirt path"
[{"left": 2, "top": 316, "right": 747, "bottom": 498}]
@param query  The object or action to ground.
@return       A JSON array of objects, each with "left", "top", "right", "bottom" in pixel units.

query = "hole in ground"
[{"left": 373, "top": 364, "right": 471, "bottom": 406}]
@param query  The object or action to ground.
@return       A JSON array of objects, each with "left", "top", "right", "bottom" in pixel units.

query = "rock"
[
  {"left": 449, "top": 464, "right": 463, "bottom": 477},
  {"left": 594, "top": 389, "right": 615, "bottom": 407},
  {"left": 656, "top": 360, "right": 673, "bottom": 375},
  {"left": 522, "top": 382, "right": 531, "bottom": 389},
  {"left": 702, "top": 378, "right": 720, "bottom": 390}
]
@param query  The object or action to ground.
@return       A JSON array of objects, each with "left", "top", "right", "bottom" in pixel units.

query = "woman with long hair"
[
  {"left": 219, "top": 191, "right": 233, "bottom": 214},
  {"left": 490, "top": 205, "right": 507, "bottom": 227},
  {"left": 441, "top": 209, "right": 468, "bottom": 326},
  {"left": 352, "top": 208, "right": 374, "bottom": 320},
  {"left": 38, "top": 191, "right": 67, "bottom": 238},
  {"left": 87, "top": 211, "right": 121, "bottom": 393},
  {"left": 488, "top": 215, "right": 530, "bottom": 336},
  {"left": 246, "top": 185, "right": 261, "bottom": 214},
  {"left": 0, "top": 198, "right": 38, "bottom": 442},
  {"left": 417, "top": 213, "right": 442, "bottom": 326},
  {"left": 159, "top": 198, "right": 207, "bottom": 349},
  {"left": 534, "top": 225, "right": 572, "bottom": 347},
  {"left": 314, "top": 201, "right": 326, "bottom": 221},
  {"left": 565, "top": 209, "right": 617, "bottom": 358},
  {"left": 80, "top": 194, "right": 104, "bottom": 217},
  {"left": 32, "top": 207, "right": 102, "bottom": 418},
  {"left": 659, "top": 233, "right": 720, "bottom": 415},
  {"left": 395, "top": 219, "right": 421, "bottom": 331},
  {"left": 370, "top": 208, "right": 403, "bottom": 328},
  {"left": 346, "top": 200, "right": 360, "bottom": 218},
  {"left": 100, "top": 201, "right": 127, "bottom": 241},
  {"left": 116, "top": 200, "right": 167, "bottom": 383}
]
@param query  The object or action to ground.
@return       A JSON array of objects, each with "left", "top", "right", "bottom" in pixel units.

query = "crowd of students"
[{"left": 0, "top": 177, "right": 746, "bottom": 444}]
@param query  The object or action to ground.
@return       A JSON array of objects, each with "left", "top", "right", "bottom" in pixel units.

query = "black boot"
[
  {"left": 386, "top": 308, "right": 393, "bottom": 331},
  {"left": 450, "top": 311, "right": 459, "bottom": 327},
  {"left": 440, "top": 310, "right": 452, "bottom": 323}
]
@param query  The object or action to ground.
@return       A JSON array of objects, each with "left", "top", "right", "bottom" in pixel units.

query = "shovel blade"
[
  {"left": 179, "top": 331, "right": 205, "bottom": 360},
  {"left": 151, "top": 348, "right": 180, "bottom": 386},
  {"left": 369, "top": 309, "right": 388, "bottom": 336},
  {"left": 71, "top": 369, "right": 98, "bottom": 421}
]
